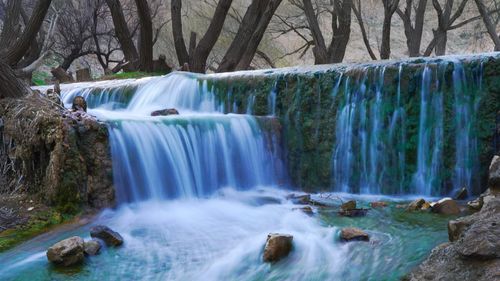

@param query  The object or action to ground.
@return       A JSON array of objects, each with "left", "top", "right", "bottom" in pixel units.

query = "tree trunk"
[
  {"left": 171, "top": 0, "right": 189, "bottom": 66},
  {"left": 51, "top": 67, "right": 74, "bottom": 83},
  {"left": 303, "top": 0, "right": 328, "bottom": 64},
  {"left": 0, "top": 60, "right": 30, "bottom": 99},
  {"left": 474, "top": 0, "right": 500, "bottom": 51},
  {"left": 328, "top": 0, "right": 352, "bottom": 63},
  {"left": 135, "top": 0, "right": 153, "bottom": 72},
  {"left": 235, "top": 0, "right": 283, "bottom": 70},
  {"left": 0, "top": 0, "right": 22, "bottom": 50},
  {"left": 398, "top": 0, "right": 427, "bottom": 57},
  {"left": 1, "top": 0, "right": 52, "bottom": 66},
  {"left": 190, "top": 0, "right": 234, "bottom": 73},
  {"left": 217, "top": 0, "right": 269, "bottom": 72},
  {"left": 380, "top": 12, "right": 393, "bottom": 59},
  {"left": 105, "top": 0, "right": 139, "bottom": 69},
  {"left": 434, "top": 28, "right": 448, "bottom": 55}
]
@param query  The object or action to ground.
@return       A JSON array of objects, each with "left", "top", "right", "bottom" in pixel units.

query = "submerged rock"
[
  {"left": 432, "top": 198, "right": 461, "bottom": 215},
  {"left": 370, "top": 201, "right": 388, "bottom": 208},
  {"left": 263, "top": 233, "right": 293, "bottom": 263},
  {"left": 454, "top": 187, "right": 468, "bottom": 200},
  {"left": 406, "top": 198, "right": 426, "bottom": 211},
  {"left": 84, "top": 240, "right": 101, "bottom": 256},
  {"left": 151, "top": 108, "right": 179, "bottom": 116},
  {"left": 293, "top": 206, "right": 313, "bottom": 215},
  {"left": 338, "top": 208, "right": 369, "bottom": 217},
  {"left": 90, "top": 225, "right": 124, "bottom": 246},
  {"left": 287, "top": 193, "right": 311, "bottom": 205},
  {"left": 340, "top": 227, "right": 370, "bottom": 242},
  {"left": 341, "top": 200, "right": 356, "bottom": 210},
  {"left": 46, "top": 236, "right": 85, "bottom": 266}
]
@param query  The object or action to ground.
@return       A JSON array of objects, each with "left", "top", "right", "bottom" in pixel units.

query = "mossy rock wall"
[{"left": 205, "top": 54, "right": 500, "bottom": 195}]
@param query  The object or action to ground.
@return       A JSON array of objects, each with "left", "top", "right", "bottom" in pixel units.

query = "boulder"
[
  {"left": 341, "top": 200, "right": 356, "bottom": 210},
  {"left": 263, "top": 233, "right": 293, "bottom": 263},
  {"left": 84, "top": 240, "right": 101, "bottom": 256},
  {"left": 151, "top": 108, "right": 179, "bottom": 117},
  {"left": 370, "top": 201, "right": 388, "bottom": 208},
  {"left": 488, "top": 155, "right": 500, "bottom": 191},
  {"left": 455, "top": 217, "right": 500, "bottom": 259},
  {"left": 293, "top": 206, "right": 313, "bottom": 215},
  {"left": 420, "top": 202, "right": 431, "bottom": 211},
  {"left": 46, "top": 236, "right": 85, "bottom": 266},
  {"left": 454, "top": 187, "right": 468, "bottom": 200},
  {"left": 72, "top": 96, "right": 87, "bottom": 112},
  {"left": 340, "top": 227, "right": 370, "bottom": 242},
  {"left": 432, "top": 198, "right": 461, "bottom": 215},
  {"left": 90, "top": 225, "right": 124, "bottom": 247},
  {"left": 406, "top": 198, "right": 426, "bottom": 211},
  {"left": 287, "top": 193, "right": 311, "bottom": 205},
  {"left": 467, "top": 197, "right": 483, "bottom": 211}
]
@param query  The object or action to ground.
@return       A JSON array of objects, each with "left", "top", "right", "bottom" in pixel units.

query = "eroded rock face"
[
  {"left": 90, "top": 225, "right": 124, "bottom": 247},
  {"left": 340, "top": 227, "right": 370, "bottom": 242},
  {"left": 46, "top": 236, "right": 85, "bottom": 266},
  {"left": 489, "top": 155, "right": 500, "bottom": 191},
  {"left": 263, "top": 233, "right": 293, "bottom": 263}
]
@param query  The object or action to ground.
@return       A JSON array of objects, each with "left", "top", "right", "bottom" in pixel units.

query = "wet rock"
[
  {"left": 287, "top": 193, "right": 311, "bottom": 205},
  {"left": 340, "top": 227, "right": 370, "bottom": 242},
  {"left": 467, "top": 197, "right": 483, "bottom": 211},
  {"left": 420, "top": 202, "right": 431, "bottom": 211},
  {"left": 341, "top": 200, "right": 356, "bottom": 210},
  {"left": 84, "top": 240, "right": 101, "bottom": 256},
  {"left": 338, "top": 208, "right": 369, "bottom": 217},
  {"left": 263, "top": 233, "right": 293, "bottom": 263},
  {"left": 90, "top": 225, "right": 124, "bottom": 247},
  {"left": 46, "top": 236, "right": 85, "bottom": 266},
  {"left": 293, "top": 206, "right": 313, "bottom": 215},
  {"left": 455, "top": 216, "right": 500, "bottom": 259},
  {"left": 488, "top": 155, "right": 500, "bottom": 191},
  {"left": 72, "top": 96, "right": 87, "bottom": 112},
  {"left": 151, "top": 108, "right": 179, "bottom": 117},
  {"left": 432, "top": 198, "right": 461, "bottom": 215},
  {"left": 406, "top": 198, "right": 426, "bottom": 211},
  {"left": 454, "top": 187, "right": 468, "bottom": 200},
  {"left": 370, "top": 201, "right": 388, "bottom": 208}
]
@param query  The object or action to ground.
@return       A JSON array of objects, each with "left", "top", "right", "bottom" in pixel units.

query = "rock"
[
  {"left": 454, "top": 187, "right": 468, "bottom": 200},
  {"left": 406, "top": 198, "right": 426, "bottom": 211},
  {"left": 455, "top": 216, "right": 500, "bottom": 259},
  {"left": 340, "top": 227, "right": 370, "bottom": 242},
  {"left": 448, "top": 217, "right": 474, "bottom": 242},
  {"left": 420, "top": 202, "right": 431, "bottom": 211},
  {"left": 467, "top": 197, "right": 483, "bottom": 211},
  {"left": 370, "top": 201, "right": 388, "bottom": 208},
  {"left": 72, "top": 96, "right": 87, "bottom": 112},
  {"left": 395, "top": 204, "right": 407, "bottom": 209},
  {"left": 488, "top": 155, "right": 500, "bottom": 191},
  {"left": 293, "top": 206, "right": 313, "bottom": 215},
  {"left": 341, "top": 200, "right": 356, "bottom": 210},
  {"left": 287, "top": 193, "right": 311, "bottom": 205},
  {"left": 151, "top": 108, "right": 179, "bottom": 117},
  {"left": 90, "top": 225, "right": 124, "bottom": 247},
  {"left": 84, "top": 240, "right": 101, "bottom": 256},
  {"left": 263, "top": 233, "right": 293, "bottom": 263},
  {"left": 432, "top": 198, "right": 461, "bottom": 215},
  {"left": 46, "top": 236, "right": 85, "bottom": 266},
  {"left": 338, "top": 208, "right": 369, "bottom": 217}
]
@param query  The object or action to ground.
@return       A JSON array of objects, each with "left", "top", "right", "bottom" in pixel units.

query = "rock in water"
[
  {"left": 90, "top": 225, "right": 124, "bottom": 246},
  {"left": 370, "top": 201, "right": 388, "bottom": 208},
  {"left": 84, "top": 240, "right": 102, "bottom": 256},
  {"left": 151, "top": 108, "right": 179, "bottom": 116},
  {"left": 406, "top": 198, "right": 426, "bottom": 211},
  {"left": 341, "top": 200, "right": 356, "bottom": 210},
  {"left": 454, "top": 187, "right": 468, "bottom": 200},
  {"left": 488, "top": 155, "right": 500, "bottom": 191},
  {"left": 263, "top": 233, "right": 293, "bottom": 263},
  {"left": 432, "top": 198, "right": 461, "bottom": 215},
  {"left": 340, "top": 227, "right": 370, "bottom": 242},
  {"left": 72, "top": 96, "right": 87, "bottom": 112},
  {"left": 46, "top": 236, "right": 85, "bottom": 266},
  {"left": 287, "top": 193, "right": 311, "bottom": 205}
]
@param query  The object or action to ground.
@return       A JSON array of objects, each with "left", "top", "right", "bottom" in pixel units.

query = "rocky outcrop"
[
  {"left": 46, "top": 236, "right": 85, "bottom": 266},
  {"left": 431, "top": 198, "right": 461, "bottom": 215},
  {"left": 0, "top": 92, "right": 114, "bottom": 213},
  {"left": 263, "top": 233, "right": 293, "bottom": 263},
  {"left": 340, "top": 227, "right": 370, "bottom": 242},
  {"left": 151, "top": 108, "right": 179, "bottom": 116},
  {"left": 489, "top": 155, "right": 500, "bottom": 192},
  {"left": 407, "top": 191, "right": 500, "bottom": 281},
  {"left": 90, "top": 225, "right": 124, "bottom": 247}
]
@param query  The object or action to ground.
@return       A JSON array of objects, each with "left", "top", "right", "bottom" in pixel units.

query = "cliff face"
[
  {"left": 206, "top": 54, "right": 500, "bottom": 195},
  {"left": 0, "top": 92, "right": 114, "bottom": 214}
]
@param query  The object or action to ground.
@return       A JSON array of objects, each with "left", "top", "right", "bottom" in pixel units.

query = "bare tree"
[
  {"left": 397, "top": 0, "right": 428, "bottom": 57},
  {"left": 474, "top": 0, "right": 500, "bottom": 50},
  {"left": 135, "top": 0, "right": 153, "bottom": 71},
  {"left": 352, "top": 0, "right": 378, "bottom": 60},
  {"left": 380, "top": 0, "right": 400, "bottom": 59}
]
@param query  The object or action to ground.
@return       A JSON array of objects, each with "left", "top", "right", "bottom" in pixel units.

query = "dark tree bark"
[
  {"left": 135, "top": 0, "right": 153, "bottom": 72},
  {"left": 171, "top": 0, "right": 190, "bottom": 66},
  {"left": 0, "top": 60, "right": 30, "bottom": 99},
  {"left": 235, "top": 0, "right": 284, "bottom": 70},
  {"left": 217, "top": 0, "right": 269, "bottom": 72},
  {"left": 474, "top": 0, "right": 500, "bottom": 51},
  {"left": 380, "top": 0, "right": 400, "bottom": 60},
  {"left": 105, "top": 0, "right": 139, "bottom": 68},
  {"left": 2, "top": 0, "right": 52, "bottom": 66},
  {"left": 397, "top": 0, "right": 428, "bottom": 57},
  {"left": 190, "top": 0, "right": 233, "bottom": 73},
  {"left": 302, "top": 0, "right": 352, "bottom": 65},
  {"left": 352, "top": 0, "right": 378, "bottom": 60},
  {"left": 0, "top": 0, "right": 22, "bottom": 50}
]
